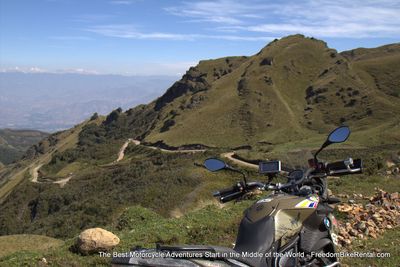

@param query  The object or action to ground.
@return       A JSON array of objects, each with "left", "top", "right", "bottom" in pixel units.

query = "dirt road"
[
  {"left": 30, "top": 164, "right": 43, "bottom": 183},
  {"left": 221, "top": 152, "right": 258, "bottom": 169}
]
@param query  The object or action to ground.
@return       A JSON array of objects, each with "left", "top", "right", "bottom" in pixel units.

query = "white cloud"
[
  {"left": 0, "top": 66, "right": 48, "bottom": 73},
  {"left": 86, "top": 24, "right": 196, "bottom": 40},
  {"left": 86, "top": 24, "right": 275, "bottom": 41},
  {"left": 0, "top": 66, "right": 101, "bottom": 75},
  {"left": 49, "top": 36, "right": 92, "bottom": 41},
  {"left": 166, "top": 0, "right": 400, "bottom": 38},
  {"left": 164, "top": 0, "right": 270, "bottom": 25},
  {"left": 56, "top": 68, "right": 100, "bottom": 75}
]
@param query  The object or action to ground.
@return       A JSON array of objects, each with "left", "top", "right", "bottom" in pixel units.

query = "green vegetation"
[
  {"left": 0, "top": 35, "right": 399, "bottom": 266},
  {"left": 0, "top": 234, "right": 64, "bottom": 258},
  {"left": 341, "top": 228, "right": 400, "bottom": 267},
  {"left": 0, "top": 144, "right": 244, "bottom": 238},
  {"left": 0, "top": 129, "right": 48, "bottom": 165},
  {"left": 1, "top": 201, "right": 398, "bottom": 266},
  {"left": 0, "top": 201, "right": 252, "bottom": 266}
]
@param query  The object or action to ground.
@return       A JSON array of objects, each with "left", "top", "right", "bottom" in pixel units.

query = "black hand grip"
[
  {"left": 220, "top": 191, "right": 244, "bottom": 203},
  {"left": 326, "top": 160, "right": 346, "bottom": 171},
  {"left": 213, "top": 185, "right": 237, "bottom": 197}
]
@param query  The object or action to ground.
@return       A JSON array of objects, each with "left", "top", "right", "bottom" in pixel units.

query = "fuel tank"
[{"left": 235, "top": 193, "right": 319, "bottom": 252}]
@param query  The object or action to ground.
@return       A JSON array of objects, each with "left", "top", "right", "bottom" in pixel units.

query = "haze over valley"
[{"left": 0, "top": 73, "right": 177, "bottom": 132}]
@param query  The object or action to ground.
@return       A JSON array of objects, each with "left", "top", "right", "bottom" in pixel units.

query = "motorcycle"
[{"left": 112, "top": 126, "right": 363, "bottom": 267}]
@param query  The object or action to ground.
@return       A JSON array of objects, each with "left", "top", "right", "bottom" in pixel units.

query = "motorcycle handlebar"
[
  {"left": 214, "top": 181, "right": 265, "bottom": 202},
  {"left": 220, "top": 191, "right": 245, "bottom": 203},
  {"left": 212, "top": 185, "right": 239, "bottom": 197},
  {"left": 213, "top": 157, "right": 362, "bottom": 202},
  {"left": 326, "top": 158, "right": 363, "bottom": 176}
]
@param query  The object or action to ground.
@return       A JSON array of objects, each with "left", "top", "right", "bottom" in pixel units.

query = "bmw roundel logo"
[{"left": 324, "top": 217, "right": 331, "bottom": 229}]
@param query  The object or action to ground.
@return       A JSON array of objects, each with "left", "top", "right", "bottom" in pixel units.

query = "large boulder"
[{"left": 76, "top": 228, "right": 120, "bottom": 254}]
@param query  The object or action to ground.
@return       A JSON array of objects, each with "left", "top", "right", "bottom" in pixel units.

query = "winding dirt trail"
[
  {"left": 221, "top": 152, "right": 258, "bottom": 169},
  {"left": 141, "top": 141, "right": 206, "bottom": 154},
  {"left": 114, "top": 139, "right": 207, "bottom": 163},
  {"left": 30, "top": 164, "right": 73, "bottom": 187},
  {"left": 117, "top": 139, "right": 255, "bottom": 169},
  {"left": 28, "top": 139, "right": 257, "bottom": 187},
  {"left": 30, "top": 164, "right": 43, "bottom": 183},
  {"left": 115, "top": 139, "right": 134, "bottom": 162},
  {"left": 53, "top": 176, "right": 73, "bottom": 188}
]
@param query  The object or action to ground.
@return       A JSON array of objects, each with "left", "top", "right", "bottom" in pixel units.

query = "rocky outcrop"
[
  {"left": 76, "top": 228, "right": 120, "bottom": 254},
  {"left": 336, "top": 189, "right": 400, "bottom": 247},
  {"left": 154, "top": 67, "right": 210, "bottom": 111}
]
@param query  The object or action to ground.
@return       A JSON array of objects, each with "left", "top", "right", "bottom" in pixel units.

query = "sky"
[{"left": 0, "top": 0, "right": 399, "bottom": 76}]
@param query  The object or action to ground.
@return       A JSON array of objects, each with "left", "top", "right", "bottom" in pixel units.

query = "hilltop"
[
  {"left": 0, "top": 34, "right": 399, "bottom": 249},
  {"left": 54, "top": 35, "right": 399, "bottom": 149}
]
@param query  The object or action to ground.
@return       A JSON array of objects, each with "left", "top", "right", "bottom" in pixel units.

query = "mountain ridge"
[{"left": 94, "top": 34, "right": 399, "bottom": 148}]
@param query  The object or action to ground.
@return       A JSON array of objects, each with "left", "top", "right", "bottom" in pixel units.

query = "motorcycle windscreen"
[{"left": 234, "top": 215, "right": 274, "bottom": 267}]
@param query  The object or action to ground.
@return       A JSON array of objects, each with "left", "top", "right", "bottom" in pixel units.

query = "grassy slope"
[
  {"left": 1, "top": 188, "right": 399, "bottom": 266},
  {"left": 0, "top": 36, "right": 399, "bottom": 266},
  {"left": 0, "top": 118, "right": 95, "bottom": 204},
  {"left": 0, "top": 234, "right": 63, "bottom": 258},
  {"left": 144, "top": 35, "right": 400, "bottom": 147}
]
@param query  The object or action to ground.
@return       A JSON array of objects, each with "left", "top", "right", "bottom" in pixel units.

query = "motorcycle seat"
[
  {"left": 157, "top": 244, "right": 237, "bottom": 256},
  {"left": 157, "top": 244, "right": 253, "bottom": 266},
  {"left": 112, "top": 245, "right": 253, "bottom": 266}
]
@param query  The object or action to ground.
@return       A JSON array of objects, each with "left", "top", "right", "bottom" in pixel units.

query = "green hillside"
[
  {"left": 142, "top": 35, "right": 400, "bottom": 147},
  {"left": 0, "top": 129, "right": 48, "bottom": 165},
  {"left": 0, "top": 35, "right": 399, "bottom": 266},
  {"left": 38, "top": 35, "right": 398, "bottom": 150}
]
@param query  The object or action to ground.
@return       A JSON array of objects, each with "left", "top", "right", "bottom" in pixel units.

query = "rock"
[
  {"left": 369, "top": 232, "right": 377, "bottom": 238},
  {"left": 349, "top": 229, "right": 358, "bottom": 236},
  {"left": 386, "top": 161, "right": 395, "bottom": 168},
  {"left": 348, "top": 199, "right": 355, "bottom": 204},
  {"left": 357, "top": 221, "right": 366, "bottom": 230},
  {"left": 390, "top": 192, "right": 399, "bottom": 200},
  {"left": 338, "top": 204, "right": 352, "bottom": 213},
  {"left": 336, "top": 189, "right": 400, "bottom": 248},
  {"left": 76, "top": 228, "right": 120, "bottom": 254}
]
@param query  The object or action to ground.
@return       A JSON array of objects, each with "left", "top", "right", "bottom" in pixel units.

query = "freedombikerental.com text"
[{"left": 100, "top": 250, "right": 390, "bottom": 259}]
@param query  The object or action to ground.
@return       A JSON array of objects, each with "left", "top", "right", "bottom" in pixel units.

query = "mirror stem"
[
  {"left": 314, "top": 141, "right": 329, "bottom": 165},
  {"left": 226, "top": 165, "right": 248, "bottom": 185}
]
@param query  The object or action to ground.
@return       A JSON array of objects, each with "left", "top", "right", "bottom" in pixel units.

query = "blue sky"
[{"left": 1, "top": 0, "right": 399, "bottom": 75}]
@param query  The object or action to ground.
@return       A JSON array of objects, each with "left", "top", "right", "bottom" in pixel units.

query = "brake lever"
[{"left": 343, "top": 157, "right": 360, "bottom": 173}]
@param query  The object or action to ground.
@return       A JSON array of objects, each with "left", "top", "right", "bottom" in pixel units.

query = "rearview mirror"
[
  {"left": 328, "top": 126, "right": 350, "bottom": 144},
  {"left": 204, "top": 158, "right": 226, "bottom": 172},
  {"left": 314, "top": 126, "right": 351, "bottom": 162}
]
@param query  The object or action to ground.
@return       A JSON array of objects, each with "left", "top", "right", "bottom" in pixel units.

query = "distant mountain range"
[{"left": 0, "top": 73, "right": 177, "bottom": 132}]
